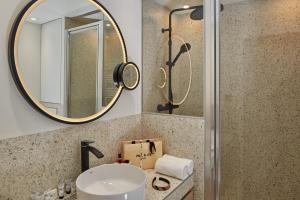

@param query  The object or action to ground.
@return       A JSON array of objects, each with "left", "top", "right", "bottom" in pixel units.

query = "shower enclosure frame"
[{"left": 203, "top": 0, "right": 220, "bottom": 200}]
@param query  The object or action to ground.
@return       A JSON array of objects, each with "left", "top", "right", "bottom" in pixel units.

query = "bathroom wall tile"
[
  {"left": 171, "top": 13, "right": 204, "bottom": 117},
  {"left": 0, "top": 115, "right": 141, "bottom": 200},
  {"left": 0, "top": 113, "right": 205, "bottom": 200},
  {"left": 142, "top": 0, "right": 170, "bottom": 114},
  {"left": 141, "top": 113, "right": 205, "bottom": 200}
]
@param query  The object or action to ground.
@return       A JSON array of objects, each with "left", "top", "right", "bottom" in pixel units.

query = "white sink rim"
[{"left": 76, "top": 163, "right": 146, "bottom": 197}]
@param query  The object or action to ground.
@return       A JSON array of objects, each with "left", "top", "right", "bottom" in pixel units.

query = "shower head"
[
  {"left": 171, "top": 43, "right": 192, "bottom": 66},
  {"left": 190, "top": 6, "right": 203, "bottom": 21},
  {"left": 189, "top": 4, "right": 224, "bottom": 21},
  {"left": 180, "top": 43, "right": 192, "bottom": 53}
]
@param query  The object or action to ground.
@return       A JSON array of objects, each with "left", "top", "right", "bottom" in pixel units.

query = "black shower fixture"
[
  {"left": 189, "top": 4, "right": 224, "bottom": 21},
  {"left": 158, "top": 5, "right": 203, "bottom": 114},
  {"left": 180, "top": 43, "right": 191, "bottom": 53},
  {"left": 158, "top": 4, "right": 224, "bottom": 114},
  {"left": 190, "top": 6, "right": 203, "bottom": 21}
]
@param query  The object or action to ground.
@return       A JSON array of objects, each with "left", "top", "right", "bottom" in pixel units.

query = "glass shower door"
[
  {"left": 219, "top": 0, "right": 300, "bottom": 199},
  {"left": 67, "top": 24, "right": 102, "bottom": 118}
]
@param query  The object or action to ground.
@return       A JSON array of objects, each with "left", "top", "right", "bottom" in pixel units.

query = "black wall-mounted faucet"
[{"left": 81, "top": 140, "right": 104, "bottom": 172}]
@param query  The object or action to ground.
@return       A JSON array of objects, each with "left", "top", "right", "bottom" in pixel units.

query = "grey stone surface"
[
  {"left": 0, "top": 113, "right": 205, "bottom": 200},
  {"left": 220, "top": 0, "right": 300, "bottom": 199},
  {"left": 142, "top": 0, "right": 170, "bottom": 114},
  {"left": 142, "top": 113, "right": 204, "bottom": 200},
  {"left": 146, "top": 169, "right": 194, "bottom": 200},
  {"left": 0, "top": 115, "right": 142, "bottom": 200},
  {"left": 164, "top": 175, "right": 194, "bottom": 200}
]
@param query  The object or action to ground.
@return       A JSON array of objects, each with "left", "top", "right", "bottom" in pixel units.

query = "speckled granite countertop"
[
  {"left": 145, "top": 169, "right": 194, "bottom": 200},
  {"left": 73, "top": 169, "right": 194, "bottom": 200}
]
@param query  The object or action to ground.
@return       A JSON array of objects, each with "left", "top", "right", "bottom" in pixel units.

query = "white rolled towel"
[{"left": 155, "top": 154, "right": 194, "bottom": 180}]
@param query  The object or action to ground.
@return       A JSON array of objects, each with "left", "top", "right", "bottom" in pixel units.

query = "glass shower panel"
[
  {"left": 219, "top": 0, "right": 300, "bottom": 199},
  {"left": 68, "top": 28, "right": 98, "bottom": 118}
]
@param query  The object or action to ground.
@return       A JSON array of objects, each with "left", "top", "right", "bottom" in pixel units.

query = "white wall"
[
  {"left": 41, "top": 19, "right": 62, "bottom": 104},
  {"left": 18, "top": 22, "right": 41, "bottom": 99},
  {"left": 0, "top": 0, "right": 142, "bottom": 140}
]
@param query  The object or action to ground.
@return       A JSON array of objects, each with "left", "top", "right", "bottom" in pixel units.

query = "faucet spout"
[
  {"left": 81, "top": 140, "right": 104, "bottom": 172},
  {"left": 88, "top": 145, "right": 104, "bottom": 159}
]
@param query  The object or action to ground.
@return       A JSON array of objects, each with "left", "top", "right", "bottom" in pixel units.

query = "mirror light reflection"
[{"left": 18, "top": 0, "right": 124, "bottom": 118}]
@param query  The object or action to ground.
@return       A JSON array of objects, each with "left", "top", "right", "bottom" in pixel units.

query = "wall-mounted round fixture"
[
  {"left": 8, "top": 0, "right": 139, "bottom": 124},
  {"left": 183, "top": 5, "right": 190, "bottom": 9},
  {"left": 113, "top": 62, "right": 140, "bottom": 90}
]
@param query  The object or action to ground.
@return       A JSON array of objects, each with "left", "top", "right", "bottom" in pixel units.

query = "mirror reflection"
[
  {"left": 17, "top": 0, "right": 125, "bottom": 119},
  {"left": 122, "top": 63, "right": 140, "bottom": 90}
]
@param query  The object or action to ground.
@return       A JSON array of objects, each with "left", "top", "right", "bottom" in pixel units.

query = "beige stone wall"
[
  {"left": 65, "top": 18, "right": 123, "bottom": 114},
  {"left": 68, "top": 29, "right": 97, "bottom": 118},
  {"left": 142, "top": 0, "right": 170, "bottom": 113},
  {"left": 65, "top": 18, "right": 87, "bottom": 29},
  {"left": 0, "top": 114, "right": 205, "bottom": 200},
  {"left": 142, "top": 114, "right": 205, "bottom": 200},
  {"left": 142, "top": 0, "right": 204, "bottom": 117},
  {"left": 172, "top": 13, "right": 204, "bottom": 116},
  {"left": 220, "top": 0, "right": 300, "bottom": 199},
  {"left": 0, "top": 115, "right": 142, "bottom": 200}
]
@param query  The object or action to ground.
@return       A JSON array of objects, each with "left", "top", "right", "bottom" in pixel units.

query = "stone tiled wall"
[
  {"left": 0, "top": 115, "right": 142, "bottom": 200},
  {"left": 142, "top": 0, "right": 170, "bottom": 114},
  {"left": 142, "top": 114, "right": 205, "bottom": 200},
  {"left": 0, "top": 114, "right": 205, "bottom": 200},
  {"left": 171, "top": 13, "right": 204, "bottom": 117},
  {"left": 220, "top": 0, "right": 300, "bottom": 199}
]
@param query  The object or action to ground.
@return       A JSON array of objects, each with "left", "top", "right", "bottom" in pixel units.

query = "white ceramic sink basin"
[{"left": 76, "top": 164, "right": 146, "bottom": 200}]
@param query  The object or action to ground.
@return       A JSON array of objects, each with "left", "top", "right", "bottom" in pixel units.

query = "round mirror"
[
  {"left": 9, "top": 0, "right": 128, "bottom": 124},
  {"left": 113, "top": 62, "right": 140, "bottom": 90}
]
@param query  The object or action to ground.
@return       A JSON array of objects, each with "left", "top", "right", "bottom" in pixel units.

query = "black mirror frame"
[{"left": 8, "top": 0, "right": 130, "bottom": 124}]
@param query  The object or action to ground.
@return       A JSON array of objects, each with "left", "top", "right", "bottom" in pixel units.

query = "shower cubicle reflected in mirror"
[
  {"left": 13, "top": 0, "right": 127, "bottom": 123},
  {"left": 66, "top": 17, "right": 121, "bottom": 118}
]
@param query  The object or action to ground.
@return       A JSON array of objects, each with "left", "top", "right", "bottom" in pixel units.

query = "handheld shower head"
[
  {"left": 171, "top": 43, "right": 192, "bottom": 66},
  {"left": 180, "top": 43, "right": 192, "bottom": 53}
]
